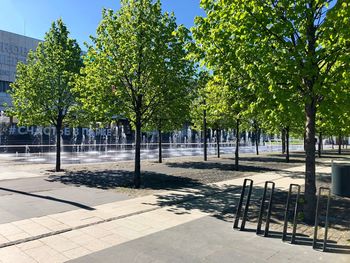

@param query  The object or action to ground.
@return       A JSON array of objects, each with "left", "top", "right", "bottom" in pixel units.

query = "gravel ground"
[{"left": 44, "top": 151, "right": 307, "bottom": 197}]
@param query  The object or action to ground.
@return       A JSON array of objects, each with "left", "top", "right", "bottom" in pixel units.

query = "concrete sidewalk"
[
  {"left": 69, "top": 215, "right": 348, "bottom": 263},
  {"left": 0, "top": 163, "right": 346, "bottom": 262}
]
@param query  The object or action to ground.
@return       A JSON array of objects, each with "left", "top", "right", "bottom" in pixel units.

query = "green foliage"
[
  {"left": 77, "top": 0, "right": 195, "bottom": 187},
  {"left": 260, "top": 88, "right": 304, "bottom": 136},
  {"left": 191, "top": 73, "right": 238, "bottom": 131},
  {"left": 194, "top": 0, "right": 350, "bottom": 128},
  {"left": 317, "top": 84, "right": 350, "bottom": 137},
  {"left": 10, "top": 19, "right": 82, "bottom": 127},
  {"left": 77, "top": 0, "right": 195, "bottom": 128},
  {"left": 194, "top": 0, "right": 350, "bottom": 220}
]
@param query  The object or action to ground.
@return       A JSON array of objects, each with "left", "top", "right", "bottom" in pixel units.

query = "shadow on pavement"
[
  {"left": 147, "top": 181, "right": 350, "bottom": 254},
  {"left": 166, "top": 162, "right": 282, "bottom": 173},
  {"left": 0, "top": 187, "right": 95, "bottom": 210},
  {"left": 45, "top": 155, "right": 350, "bottom": 254},
  {"left": 240, "top": 155, "right": 305, "bottom": 164},
  {"left": 47, "top": 170, "right": 202, "bottom": 190}
]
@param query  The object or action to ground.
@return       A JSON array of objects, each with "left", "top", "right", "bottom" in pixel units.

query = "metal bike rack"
[
  {"left": 256, "top": 181, "right": 275, "bottom": 237},
  {"left": 233, "top": 179, "right": 253, "bottom": 231},
  {"left": 313, "top": 187, "right": 331, "bottom": 252},
  {"left": 282, "top": 184, "right": 301, "bottom": 244}
]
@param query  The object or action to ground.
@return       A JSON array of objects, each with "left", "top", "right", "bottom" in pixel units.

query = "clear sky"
[{"left": 0, "top": 0, "right": 205, "bottom": 47}]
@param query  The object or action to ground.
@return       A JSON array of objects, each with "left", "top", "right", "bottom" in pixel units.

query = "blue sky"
[{"left": 0, "top": 0, "right": 205, "bottom": 47}]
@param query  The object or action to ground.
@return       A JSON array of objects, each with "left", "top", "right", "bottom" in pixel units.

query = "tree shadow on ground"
[
  {"left": 145, "top": 181, "right": 350, "bottom": 254},
  {"left": 264, "top": 152, "right": 306, "bottom": 158},
  {"left": 0, "top": 187, "right": 95, "bottom": 210},
  {"left": 316, "top": 150, "right": 350, "bottom": 162},
  {"left": 239, "top": 155, "right": 305, "bottom": 164},
  {"left": 47, "top": 169, "right": 203, "bottom": 191},
  {"left": 166, "top": 162, "right": 285, "bottom": 173},
  {"left": 46, "top": 156, "right": 350, "bottom": 254}
]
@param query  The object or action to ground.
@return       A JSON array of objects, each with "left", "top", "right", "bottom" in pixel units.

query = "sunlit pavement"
[{"left": 0, "top": 163, "right": 346, "bottom": 262}]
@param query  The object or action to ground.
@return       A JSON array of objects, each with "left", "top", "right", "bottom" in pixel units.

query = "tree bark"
[
  {"left": 304, "top": 100, "right": 317, "bottom": 223},
  {"left": 318, "top": 131, "right": 322, "bottom": 158},
  {"left": 158, "top": 128, "right": 162, "bottom": 163},
  {"left": 134, "top": 110, "right": 142, "bottom": 189},
  {"left": 255, "top": 127, "right": 259, "bottom": 155},
  {"left": 282, "top": 128, "right": 286, "bottom": 154},
  {"left": 235, "top": 119, "right": 240, "bottom": 171},
  {"left": 338, "top": 134, "right": 342, "bottom": 155},
  {"left": 286, "top": 126, "right": 290, "bottom": 163},
  {"left": 217, "top": 129, "right": 220, "bottom": 158},
  {"left": 55, "top": 120, "right": 62, "bottom": 172},
  {"left": 203, "top": 107, "right": 207, "bottom": 161}
]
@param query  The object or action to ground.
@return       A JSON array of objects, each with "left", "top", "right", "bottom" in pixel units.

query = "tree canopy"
[
  {"left": 10, "top": 19, "right": 82, "bottom": 171},
  {"left": 78, "top": 0, "right": 195, "bottom": 187},
  {"left": 193, "top": 0, "right": 350, "bottom": 221}
]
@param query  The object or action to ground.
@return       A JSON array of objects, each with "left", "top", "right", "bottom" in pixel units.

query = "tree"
[
  {"left": 317, "top": 83, "right": 350, "bottom": 156},
  {"left": 191, "top": 73, "right": 248, "bottom": 170},
  {"left": 261, "top": 87, "right": 304, "bottom": 162},
  {"left": 10, "top": 19, "right": 82, "bottom": 172},
  {"left": 194, "top": 0, "right": 350, "bottom": 222},
  {"left": 78, "top": 0, "right": 195, "bottom": 188},
  {"left": 190, "top": 72, "right": 213, "bottom": 161},
  {"left": 146, "top": 79, "right": 194, "bottom": 164}
]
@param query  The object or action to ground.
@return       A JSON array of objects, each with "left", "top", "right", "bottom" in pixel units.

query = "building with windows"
[{"left": 0, "top": 30, "right": 40, "bottom": 112}]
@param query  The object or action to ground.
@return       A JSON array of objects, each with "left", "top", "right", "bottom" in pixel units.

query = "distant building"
[{"left": 0, "top": 30, "right": 40, "bottom": 112}]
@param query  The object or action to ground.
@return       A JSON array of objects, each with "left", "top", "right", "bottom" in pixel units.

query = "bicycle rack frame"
[
  {"left": 256, "top": 181, "right": 275, "bottom": 237},
  {"left": 282, "top": 184, "right": 301, "bottom": 244},
  {"left": 233, "top": 179, "right": 253, "bottom": 231},
  {"left": 312, "top": 187, "right": 331, "bottom": 252}
]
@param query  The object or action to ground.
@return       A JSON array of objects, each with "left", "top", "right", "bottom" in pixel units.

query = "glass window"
[{"left": 0, "top": 81, "right": 11, "bottom": 92}]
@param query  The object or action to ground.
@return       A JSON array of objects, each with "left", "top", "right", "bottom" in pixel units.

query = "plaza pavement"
[
  {"left": 0, "top": 161, "right": 348, "bottom": 262},
  {"left": 0, "top": 176, "right": 130, "bottom": 224}
]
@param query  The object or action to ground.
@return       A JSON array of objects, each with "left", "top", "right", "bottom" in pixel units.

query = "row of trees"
[
  {"left": 9, "top": 0, "right": 350, "bottom": 222},
  {"left": 191, "top": 0, "right": 350, "bottom": 223},
  {"left": 11, "top": 1, "right": 195, "bottom": 189}
]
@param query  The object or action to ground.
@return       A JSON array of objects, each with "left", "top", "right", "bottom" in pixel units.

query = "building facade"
[{"left": 0, "top": 30, "right": 40, "bottom": 112}]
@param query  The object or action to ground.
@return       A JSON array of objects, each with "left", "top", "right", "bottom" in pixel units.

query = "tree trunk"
[
  {"left": 158, "top": 129, "right": 162, "bottom": 163},
  {"left": 134, "top": 111, "right": 142, "bottom": 189},
  {"left": 338, "top": 134, "right": 342, "bottom": 155},
  {"left": 55, "top": 120, "right": 62, "bottom": 172},
  {"left": 318, "top": 132, "right": 322, "bottom": 158},
  {"left": 255, "top": 127, "right": 259, "bottom": 155},
  {"left": 286, "top": 126, "right": 290, "bottom": 163},
  {"left": 282, "top": 128, "right": 286, "bottom": 154},
  {"left": 235, "top": 119, "right": 240, "bottom": 171},
  {"left": 304, "top": 101, "right": 317, "bottom": 223},
  {"left": 217, "top": 129, "right": 220, "bottom": 158},
  {"left": 203, "top": 108, "right": 207, "bottom": 161}
]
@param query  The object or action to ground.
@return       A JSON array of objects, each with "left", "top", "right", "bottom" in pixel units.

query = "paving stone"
[
  {"left": 16, "top": 240, "right": 45, "bottom": 251},
  {"left": 24, "top": 244, "right": 68, "bottom": 263},
  {"left": 41, "top": 235, "right": 80, "bottom": 252},
  {"left": 63, "top": 247, "right": 91, "bottom": 260},
  {"left": 0, "top": 246, "right": 37, "bottom": 263}
]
